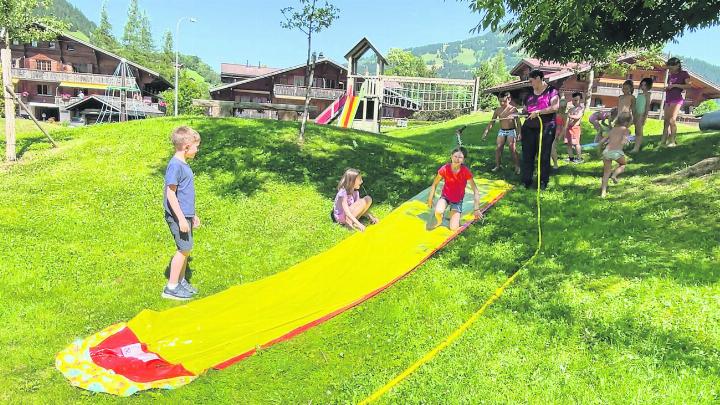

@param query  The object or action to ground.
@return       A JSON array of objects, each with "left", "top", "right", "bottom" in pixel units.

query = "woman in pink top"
[
  {"left": 662, "top": 57, "right": 693, "bottom": 147},
  {"left": 521, "top": 69, "right": 560, "bottom": 190},
  {"left": 332, "top": 168, "right": 378, "bottom": 232}
]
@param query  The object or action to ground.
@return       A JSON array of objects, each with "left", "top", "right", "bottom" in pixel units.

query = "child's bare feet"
[
  {"left": 491, "top": 165, "right": 501, "bottom": 172},
  {"left": 611, "top": 176, "right": 619, "bottom": 184},
  {"left": 601, "top": 189, "right": 607, "bottom": 198},
  {"left": 515, "top": 166, "right": 521, "bottom": 175}
]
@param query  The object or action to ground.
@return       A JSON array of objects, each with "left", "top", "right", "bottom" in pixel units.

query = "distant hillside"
[
  {"left": 406, "top": 32, "right": 525, "bottom": 79},
  {"left": 407, "top": 33, "right": 720, "bottom": 85},
  {"left": 34, "top": 0, "right": 96, "bottom": 38}
]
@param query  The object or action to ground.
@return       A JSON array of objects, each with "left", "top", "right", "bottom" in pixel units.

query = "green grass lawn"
[{"left": 1, "top": 113, "right": 719, "bottom": 403}]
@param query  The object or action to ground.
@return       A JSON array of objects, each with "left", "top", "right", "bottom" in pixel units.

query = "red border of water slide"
[{"left": 213, "top": 189, "right": 510, "bottom": 370}]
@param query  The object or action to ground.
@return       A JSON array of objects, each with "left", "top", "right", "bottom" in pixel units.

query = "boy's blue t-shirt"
[{"left": 164, "top": 157, "right": 195, "bottom": 217}]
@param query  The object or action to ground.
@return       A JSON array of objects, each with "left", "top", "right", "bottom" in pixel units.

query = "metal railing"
[{"left": 273, "top": 84, "right": 345, "bottom": 100}]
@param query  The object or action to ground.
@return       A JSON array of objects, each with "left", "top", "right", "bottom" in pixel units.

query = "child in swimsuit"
[
  {"left": 632, "top": 78, "right": 653, "bottom": 153},
  {"left": 600, "top": 113, "right": 631, "bottom": 198},
  {"left": 482, "top": 92, "right": 522, "bottom": 174}
]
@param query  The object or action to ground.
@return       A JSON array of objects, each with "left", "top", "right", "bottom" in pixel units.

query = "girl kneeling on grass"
[
  {"left": 427, "top": 147, "right": 481, "bottom": 231},
  {"left": 332, "top": 168, "right": 378, "bottom": 232}
]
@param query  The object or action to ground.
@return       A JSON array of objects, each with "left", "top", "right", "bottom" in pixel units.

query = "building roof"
[
  {"left": 344, "top": 37, "right": 389, "bottom": 66},
  {"left": 484, "top": 70, "right": 578, "bottom": 93},
  {"left": 510, "top": 58, "right": 591, "bottom": 76},
  {"left": 493, "top": 55, "right": 720, "bottom": 97},
  {"left": 64, "top": 95, "right": 164, "bottom": 114},
  {"left": 38, "top": 23, "right": 172, "bottom": 89},
  {"left": 210, "top": 58, "right": 347, "bottom": 93},
  {"left": 221, "top": 63, "right": 281, "bottom": 77}
]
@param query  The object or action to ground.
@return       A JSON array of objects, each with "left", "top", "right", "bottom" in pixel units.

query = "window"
[
  {"left": 12, "top": 39, "right": 19, "bottom": 45},
  {"left": 651, "top": 75, "right": 658, "bottom": 81},
  {"left": 48, "top": 42, "right": 56, "bottom": 49},
  {"left": 293, "top": 76, "right": 305, "bottom": 86},
  {"left": 36, "top": 60, "right": 51, "bottom": 71},
  {"left": 37, "top": 84, "right": 51, "bottom": 95},
  {"left": 626, "top": 73, "right": 633, "bottom": 80},
  {"left": 31, "top": 40, "right": 38, "bottom": 47},
  {"left": 66, "top": 43, "right": 75, "bottom": 51}
]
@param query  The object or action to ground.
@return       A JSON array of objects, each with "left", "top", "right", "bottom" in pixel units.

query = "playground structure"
[
  {"left": 316, "top": 38, "right": 480, "bottom": 133},
  {"left": 96, "top": 59, "right": 149, "bottom": 123}
]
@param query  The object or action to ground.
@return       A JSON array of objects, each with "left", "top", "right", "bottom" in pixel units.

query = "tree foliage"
[
  {"left": 694, "top": 100, "right": 719, "bottom": 116},
  {"left": 385, "top": 49, "right": 436, "bottom": 77},
  {"left": 467, "top": 0, "right": 720, "bottom": 63},
  {"left": 160, "top": 70, "right": 209, "bottom": 115},
  {"left": 91, "top": 1, "right": 118, "bottom": 52},
  {"left": 475, "top": 50, "right": 513, "bottom": 110}
]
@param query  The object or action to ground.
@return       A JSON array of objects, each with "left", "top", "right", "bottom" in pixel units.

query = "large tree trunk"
[{"left": 2, "top": 40, "right": 16, "bottom": 162}]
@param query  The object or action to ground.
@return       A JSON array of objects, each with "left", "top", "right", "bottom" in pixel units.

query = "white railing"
[
  {"left": 273, "top": 84, "right": 345, "bottom": 100},
  {"left": 11, "top": 68, "right": 125, "bottom": 86}
]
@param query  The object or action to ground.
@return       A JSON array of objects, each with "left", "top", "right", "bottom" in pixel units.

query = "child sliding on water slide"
[{"left": 427, "top": 147, "right": 481, "bottom": 231}]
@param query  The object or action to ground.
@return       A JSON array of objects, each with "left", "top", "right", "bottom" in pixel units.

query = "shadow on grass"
[{"left": 162, "top": 118, "right": 448, "bottom": 207}]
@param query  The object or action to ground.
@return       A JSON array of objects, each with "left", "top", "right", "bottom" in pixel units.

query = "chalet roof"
[
  {"left": 221, "top": 63, "right": 281, "bottom": 77},
  {"left": 38, "top": 23, "right": 172, "bottom": 89},
  {"left": 344, "top": 37, "right": 389, "bottom": 66},
  {"left": 64, "top": 95, "right": 164, "bottom": 114},
  {"left": 210, "top": 58, "right": 347, "bottom": 93},
  {"left": 510, "top": 58, "right": 591, "bottom": 76},
  {"left": 484, "top": 70, "right": 578, "bottom": 93}
]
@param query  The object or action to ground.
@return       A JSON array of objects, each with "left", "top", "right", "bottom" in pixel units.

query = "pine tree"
[
  {"left": 92, "top": 1, "right": 117, "bottom": 51},
  {"left": 138, "top": 10, "right": 154, "bottom": 52},
  {"left": 122, "top": 0, "right": 141, "bottom": 52}
]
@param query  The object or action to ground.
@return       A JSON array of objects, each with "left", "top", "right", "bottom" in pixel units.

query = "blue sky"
[{"left": 68, "top": 0, "right": 720, "bottom": 71}]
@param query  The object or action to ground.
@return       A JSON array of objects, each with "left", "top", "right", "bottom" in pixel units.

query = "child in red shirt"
[{"left": 427, "top": 146, "right": 482, "bottom": 231}]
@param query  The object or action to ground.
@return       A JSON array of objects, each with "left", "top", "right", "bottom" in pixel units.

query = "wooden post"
[
  {"left": 2, "top": 38, "right": 17, "bottom": 161},
  {"left": 5, "top": 85, "right": 57, "bottom": 147}
]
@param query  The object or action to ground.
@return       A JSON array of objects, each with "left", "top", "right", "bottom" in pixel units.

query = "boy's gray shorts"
[{"left": 165, "top": 213, "right": 194, "bottom": 252}]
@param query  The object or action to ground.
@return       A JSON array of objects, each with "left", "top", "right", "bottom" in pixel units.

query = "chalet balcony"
[
  {"left": 593, "top": 84, "right": 665, "bottom": 101},
  {"left": 11, "top": 68, "right": 124, "bottom": 87},
  {"left": 273, "top": 84, "right": 345, "bottom": 100}
]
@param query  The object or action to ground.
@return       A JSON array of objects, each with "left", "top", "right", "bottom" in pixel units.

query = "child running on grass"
[
  {"left": 600, "top": 113, "right": 631, "bottom": 198},
  {"left": 427, "top": 147, "right": 481, "bottom": 231},
  {"left": 163, "top": 126, "right": 201, "bottom": 300},
  {"left": 631, "top": 77, "right": 653, "bottom": 153},
  {"left": 332, "top": 168, "right": 378, "bottom": 232},
  {"left": 482, "top": 91, "right": 522, "bottom": 174}
]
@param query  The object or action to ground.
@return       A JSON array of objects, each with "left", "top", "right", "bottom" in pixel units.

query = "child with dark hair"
[
  {"left": 482, "top": 91, "right": 522, "bottom": 174},
  {"left": 427, "top": 147, "right": 481, "bottom": 231},
  {"left": 632, "top": 77, "right": 653, "bottom": 153},
  {"left": 565, "top": 92, "right": 586, "bottom": 162},
  {"left": 615, "top": 79, "right": 636, "bottom": 127}
]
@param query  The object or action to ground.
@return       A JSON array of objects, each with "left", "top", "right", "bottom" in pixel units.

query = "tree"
[
  {"left": 92, "top": 1, "right": 118, "bottom": 52},
  {"left": 138, "top": 10, "right": 154, "bottom": 53},
  {"left": 467, "top": 0, "right": 720, "bottom": 63},
  {"left": 694, "top": 100, "right": 719, "bottom": 116},
  {"left": 474, "top": 51, "right": 512, "bottom": 110},
  {"left": 1, "top": 0, "right": 66, "bottom": 161},
  {"left": 122, "top": 0, "right": 141, "bottom": 53},
  {"left": 281, "top": 0, "right": 339, "bottom": 143},
  {"left": 385, "top": 49, "right": 435, "bottom": 77},
  {"left": 160, "top": 70, "right": 209, "bottom": 116}
]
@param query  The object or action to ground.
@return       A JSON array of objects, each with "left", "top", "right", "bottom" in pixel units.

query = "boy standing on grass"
[{"left": 162, "top": 126, "right": 201, "bottom": 300}]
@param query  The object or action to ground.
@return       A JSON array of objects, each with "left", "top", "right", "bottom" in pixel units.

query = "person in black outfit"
[{"left": 521, "top": 70, "right": 560, "bottom": 190}]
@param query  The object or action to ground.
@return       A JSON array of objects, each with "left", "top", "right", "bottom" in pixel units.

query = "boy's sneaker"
[
  {"left": 180, "top": 278, "right": 198, "bottom": 295},
  {"left": 161, "top": 284, "right": 193, "bottom": 300}
]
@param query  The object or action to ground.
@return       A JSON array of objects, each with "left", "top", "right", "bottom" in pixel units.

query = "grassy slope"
[{"left": 1, "top": 115, "right": 719, "bottom": 403}]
